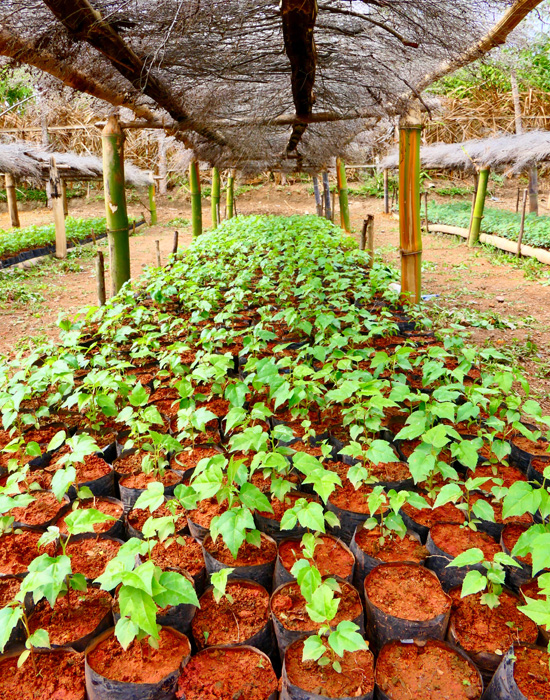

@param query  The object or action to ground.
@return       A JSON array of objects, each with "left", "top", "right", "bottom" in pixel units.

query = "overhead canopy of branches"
[{"left": 0, "top": 0, "right": 543, "bottom": 171}]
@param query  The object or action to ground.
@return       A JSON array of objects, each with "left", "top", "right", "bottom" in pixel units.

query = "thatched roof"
[
  {"left": 0, "top": 0, "right": 538, "bottom": 173},
  {"left": 380, "top": 131, "right": 550, "bottom": 174},
  {"left": 0, "top": 141, "right": 151, "bottom": 186}
]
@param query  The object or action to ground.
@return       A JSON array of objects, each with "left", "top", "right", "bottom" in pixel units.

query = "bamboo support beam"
[
  {"left": 211, "top": 167, "right": 221, "bottom": 228},
  {"left": 383, "top": 169, "right": 390, "bottom": 214},
  {"left": 96, "top": 250, "right": 106, "bottom": 305},
  {"left": 336, "top": 158, "right": 351, "bottom": 233},
  {"left": 226, "top": 170, "right": 235, "bottom": 220},
  {"left": 468, "top": 167, "right": 490, "bottom": 247},
  {"left": 189, "top": 160, "right": 202, "bottom": 237},
  {"left": 49, "top": 158, "right": 67, "bottom": 259},
  {"left": 366, "top": 215, "right": 375, "bottom": 267},
  {"left": 322, "top": 172, "right": 332, "bottom": 221},
  {"left": 4, "top": 174, "right": 20, "bottom": 228},
  {"left": 155, "top": 240, "right": 161, "bottom": 267},
  {"left": 148, "top": 180, "right": 157, "bottom": 225},
  {"left": 312, "top": 175, "right": 323, "bottom": 216},
  {"left": 517, "top": 188, "right": 528, "bottom": 257},
  {"left": 102, "top": 115, "right": 130, "bottom": 294},
  {"left": 61, "top": 179, "right": 68, "bottom": 217},
  {"left": 399, "top": 108, "right": 423, "bottom": 304}
]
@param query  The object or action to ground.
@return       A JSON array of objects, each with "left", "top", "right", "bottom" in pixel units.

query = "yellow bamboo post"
[
  {"left": 148, "top": 175, "right": 157, "bottom": 225},
  {"left": 226, "top": 169, "right": 235, "bottom": 219},
  {"left": 211, "top": 166, "right": 221, "bottom": 228},
  {"left": 399, "top": 106, "right": 423, "bottom": 304},
  {"left": 4, "top": 174, "right": 20, "bottom": 228},
  {"left": 383, "top": 169, "right": 390, "bottom": 214},
  {"left": 49, "top": 157, "right": 67, "bottom": 259}
]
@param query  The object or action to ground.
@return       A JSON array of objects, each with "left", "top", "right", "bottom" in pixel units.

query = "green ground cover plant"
[
  {"left": 427, "top": 200, "right": 550, "bottom": 249},
  {"left": 0, "top": 217, "right": 107, "bottom": 259}
]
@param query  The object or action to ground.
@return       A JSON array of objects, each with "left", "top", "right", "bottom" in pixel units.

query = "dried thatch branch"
[{"left": 42, "top": 0, "right": 227, "bottom": 147}]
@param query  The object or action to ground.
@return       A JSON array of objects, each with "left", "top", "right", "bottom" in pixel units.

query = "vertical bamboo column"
[
  {"left": 468, "top": 167, "right": 490, "bottom": 247},
  {"left": 211, "top": 167, "right": 221, "bottom": 228},
  {"left": 4, "top": 174, "right": 20, "bottom": 228},
  {"left": 61, "top": 179, "right": 68, "bottom": 217},
  {"left": 312, "top": 175, "right": 323, "bottom": 216},
  {"left": 158, "top": 131, "right": 167, "bottom": 195},
  {"left": 399, "top": 107, "right": 422, "bottom": 304},
  {"left": 322, "top": 171, "right": 332, "bottom": 221},
  {"left": 102, "top": 115, "right": 130, "bottom": 294},
  {"left": 189, "top": 159, "right": 202, "bottom": 236},
  {"left": 336, "top": 158, "right": 351, "bottom": 233},
  {"left": 226, "top": 170, "right": 235, "bottom": 219},
  {"left": 148, "top": 175, "right": 157, "bottom": 225},
  {"left": 383, "top": 169, "right": 390, "bottom": 214},
  {"left": 49, "top": 157, "right": 66, "bottom": 258}
]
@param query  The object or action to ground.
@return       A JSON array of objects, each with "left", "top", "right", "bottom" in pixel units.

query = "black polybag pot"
[
  {"left": 350, "top": 526, "right": 425, "bottom": 595},
  {"left": 187, "top": 514, "right": 210, "bottom": 542},
  {"left": 271, "top": 577, "right": 365, "bottom": 661},
  {"left": 425, "top": 530, "right": 490, "bottom": 592},
  {"left": 202, "top": 533, "right": 277, "bottom": 592},
  {"left": 194, "top": 579, "right": 277, "bottom": 666},
  {"left": 326, "top": 498, "right": 372, "bottom": 545},
  {"left": 509, "top": 426, "right": 547, "bottom": 474},
  {"left": 273, "top": 534, "right": 355, "bottom": 590},
  {"left": 67, "top": 465, "right": 116, "bottom": 501},
  {"left": 500, "top": 531, "right": 532, "bottom": 591},
  {"left": 364, "top": 563, "right": 451, "bottom": 652},
  {"left": 375, "top": 639, "right": 483, "bottom": 700},
  {"left": 118, "top": 470, "right": 182, "bottom": 512},
  {"left": 280, "top": 637, "right": 374, "bottom": 700},
  {"left": 482, "top": 644, "right": 540, "bottom": 700},
  {"left": 85, "top": 626, "right": 190, "bottom": 700},
  {"left": 12, "top": 491, "right": 71, "bottom": 532},
  {"left": 526, "top": 458, "right": 550, "bottom": 486}
]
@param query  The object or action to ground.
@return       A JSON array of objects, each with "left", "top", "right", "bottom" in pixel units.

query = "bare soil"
[
  {"left": 0, "top": 530, "right": 55, "bottom": 575},
  {"left": 56, "top": 498, "right": 123, "bottom": 535},
  {"left": 0, "top": 649, "right": 85, "bottom": 700},
  {"left": 430, "top": 522, "right": 501, "bottom": 559},
  {"left": 514, "top": 645, "right": 550, "bottom": 699},
  {"left": 62, "top": 536, "right": 121, "bottom": 579},
  {"left": 150, "top": 534, "right": 204, "bottom": 576},
  {"left": 355, "top": 526, "right": 429, "bottom": 564},
  {"left": 204, "top": 533, "right": 276, "bottom": 567},
  {"left": 128, "top": 500, "right": 187, "bottom": 534}
]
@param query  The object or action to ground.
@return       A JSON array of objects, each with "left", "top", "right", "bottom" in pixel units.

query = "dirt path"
[{"left": 0, "top": 182, "right": 549, "bottom": 404}]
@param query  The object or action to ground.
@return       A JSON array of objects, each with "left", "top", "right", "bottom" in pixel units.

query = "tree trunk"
[
  {"left": 511, "top": 69, "right": 538, "bottom": 215},
  {"left": 312, "top": 175, "right": 323, "bottom": 216},
  {"left": 102, "top": 115, "right": 130, "bottom": 294},
  {"left": 322, "top": 171, "right": 331, "bottom": 220}
]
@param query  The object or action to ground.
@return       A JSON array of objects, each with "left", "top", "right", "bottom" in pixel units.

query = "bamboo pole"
[
  {"left": 331, "top": 190, "right": 336, "bottom": 223},
  {"left": 468, "top": 167, "right": 490, "bottom": 247},
  {"left": 148, "top": 178, "right": 157, "bottom": 225},
  {"left": 336, "top": 158, "right": 351, "bottom": 233},
  {"left": 96, "top": 250, "right": 106, "bottom": 305},
  {"left": 517, "top": 188, "right": 529, "bottom": 257},
  {"left": 49, "top": 158, "right": 67, "bottom": 259},
  {"left": 211, "top": 167, "right": 221, "bottom": 228},
  {"left": 61, "top": 179, "right": 68, "bottom": 217},
  {"left": 172, "top": 230, "right": 179, "bottom": 255},
  {"left": 360, "top": 219, "right": 367, "bottom": 251},
  {"left": 155, "top": 240, "right": 161, "bottom": 267},
  {"left": 424, "top": 191, "right": 429, "bottom": 233},
  {"left": 383, "top": 169, "right": 390, "bottom": 214},
  {"left": 102, "top": 115, "right": 130, "bottom": 294},
  {"left": 366, "top": 214, "right": 375, "bottom": 268},
  {"left": 399, "top": 107, "right": 423, "bottom": 304},
  {"left": 312, "top": 175, "right": 323, "bottom": 216},
  {"left": 4, "top": 174, "right": 20, "bottom": 228},
  {"left": 226, "top": 169, "right": 235, "bottom": 219},
  {"left": 322, "top": 171, "right": 332, "bottom": 220},
  {"left": 158, "top": 131, "right": 167, "bottom": 195},
  {"left": 189, "top": 159, "right": 202, "bottom": 236}
]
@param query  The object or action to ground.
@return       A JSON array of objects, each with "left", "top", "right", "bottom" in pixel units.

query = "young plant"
[{"left": 447, "top": 548, "right": 520, "bottom": 608}]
